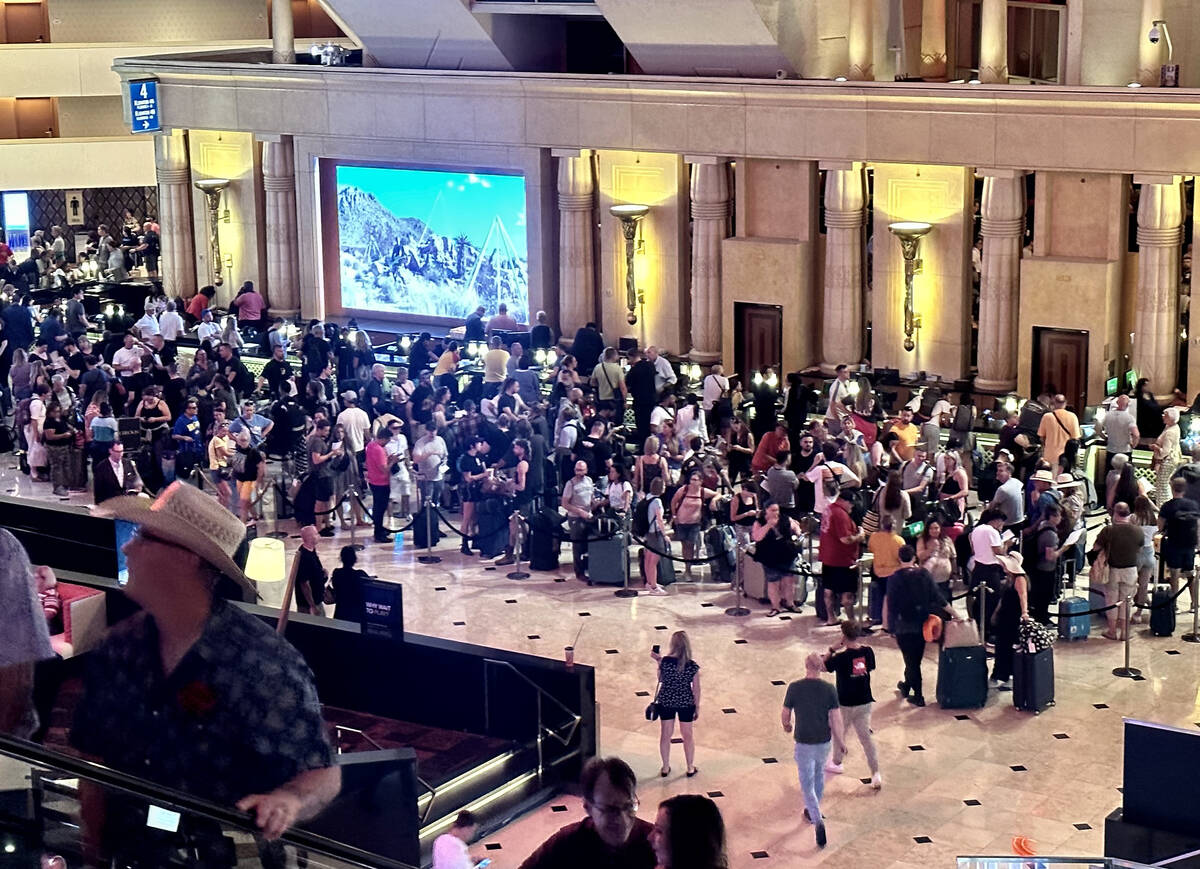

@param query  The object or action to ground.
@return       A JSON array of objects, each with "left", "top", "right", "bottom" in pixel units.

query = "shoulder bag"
[{"left": 645, "top": 680, "right": 662, "bottom": 721}]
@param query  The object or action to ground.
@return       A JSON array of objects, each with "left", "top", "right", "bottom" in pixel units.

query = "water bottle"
[{"left": 393, "top": 528, "right": 404, "bottom": 554}]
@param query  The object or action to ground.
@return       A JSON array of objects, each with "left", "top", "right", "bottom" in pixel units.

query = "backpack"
[
  {"left": 632, "top": 497, "right": 653, "bottom": 538},
  {"left": 13, "top": 398, "right": 31, "bottom": 431}
]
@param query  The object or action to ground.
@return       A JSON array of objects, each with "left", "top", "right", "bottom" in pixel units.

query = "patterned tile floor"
[{"left": 10, "top": 466, "right": 1200, "bottom": 869}]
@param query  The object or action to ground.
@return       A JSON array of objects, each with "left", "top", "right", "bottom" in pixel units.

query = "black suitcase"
[
  {"left": 528, "top": 510, "right": 561, "bottom": 571},
  {"left": 639, "top": 547, "right": 676, "bottom": 586},
  {"left": 1013, "top": 647, "right": 1055, "bottom": 713},
  {"left": 473, "top": 500, "right": 508, "bottom": 558},
  {"left": 706, "top": 526, "right": 735, "bottom": 584},
  {"left": 1150, "top": 584, "right": 1176, "bottom": 637},
  {"left": 936, "top": 645, "right": 989, "bottom": 709},
  {"left": 588, "top": 531, "right": 629, "bottom": 586},
  {"left": 412, "top": 504, "right": 443, "bottom": 549}
]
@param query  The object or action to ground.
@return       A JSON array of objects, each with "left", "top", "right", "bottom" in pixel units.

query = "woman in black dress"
[
  {"left": 330, "top": 545, "right": 369, "bottom": 623},
  {"left": 989, "top": 552, "right": 1029, "bottom": 691},
  {"left": 724, "top": 416, "right": 754, "bottom": 485}
]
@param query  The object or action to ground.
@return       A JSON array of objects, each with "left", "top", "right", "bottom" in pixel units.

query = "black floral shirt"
[{"left": 71, "top": 598, "right": 332, "bottom": 805}]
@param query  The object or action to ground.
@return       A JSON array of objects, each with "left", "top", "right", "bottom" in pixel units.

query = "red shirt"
[
  {"left": 752, "top": 430, "right": 790, "bottom": 474},
  {"left": 365, "top": 439, "right": 390, "bottom": 487},
  {"left": 0, "top": 243, "right": 11, "bottom": 267},
  {"left": 186, "top": 293, "right": 209, "bottom": 320},
  {"left": 820, "top": 500, "right": 860, "bottom": 568}
]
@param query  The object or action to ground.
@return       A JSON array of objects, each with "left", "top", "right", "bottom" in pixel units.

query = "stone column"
[
  {"left": 687, "top": 158, "right": 730, "bottom": 363},
  {"left": 975, "top": 170, "right": 1026, "bottom": 394},
  {"left": 820, "top": 162, "right": 866, "bottom": 374},
  {"left": 556, "top": 150, "right": 596, "bottom": 339},
  {"left": 154, "top": 129, "right": 196, "bottom": 300},
  {"left": 262, "top": 136, "right": 301, "bottom": 318},
  {"left": 1137, "top": 0, "right": 1165, "bottom": 86},
  {"left": 1133, "top": 175, "right": 1184, "bottom": 395},
  {"left": 979, "top": 0, "right": 1008, "bottom": 83},
  {"left": 920, "top": 0, "right": 948, "bottom": 80},
  {"left": 847, "top": 0, "right": 873, "bottom": 81},
  {"left": 271, "top": 0, "right": 295, "bottom": 64}
]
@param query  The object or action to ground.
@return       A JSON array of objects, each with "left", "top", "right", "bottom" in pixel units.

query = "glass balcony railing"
[
  {"left": 0, "top": 733, "right": 417, "bottom": 869},
  {"left": 959, "top": 858, "right": 1156, "bottom": 869}
]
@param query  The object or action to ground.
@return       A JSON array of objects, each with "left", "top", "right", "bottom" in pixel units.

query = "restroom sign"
[{"left": 129, "top": 80, "right": 161, "bottom": 134}]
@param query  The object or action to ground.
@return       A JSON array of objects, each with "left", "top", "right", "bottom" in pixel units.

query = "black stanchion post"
[
  {"left": 1113, "top": 595, "right": 1142, "bottom": 678},
  {"left": 418, "top": 480, "right": 441, "bottom": 565},
  {"left": 1184, "top": 575, "right": 1200, "bottom": 643},
  {"left": 724, "top": 542, "right": 750, "bottom": 617}
]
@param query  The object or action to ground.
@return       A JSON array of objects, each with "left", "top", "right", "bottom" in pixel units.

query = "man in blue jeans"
[{"left": 781, "top": 653, "right": 845, "bottom": 848}]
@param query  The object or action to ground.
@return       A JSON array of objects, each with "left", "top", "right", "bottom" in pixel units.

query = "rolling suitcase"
[
  {"left": 741, "top": 555, "right": 767, "bottom": 603},
  {"left": 1013, "top": 647, "right": 1055, "bottom": 713},
  {"left": 1057, "top": 596, "right": 1090, "bottom": 640},
  {"left": 936, "top": 645, "right": 989, "bottom": 709},
  {"left": 706, "top": 526, "right": 736, "bottom": 585},
  {"left": 528, "top": 511, "right": 561, "bottom": 571},
  {"left": 1150, "top": 583, "right": 1176, "bottom": 637},
  {"left": 588, "top": 531, "right": 629, "bottom": 586},
  {"left": 472, "top": 500, "right": 508, "bottom": 558},
  {"left": 639, "top": 547, "right": 677, "bottom": 586},
  {"left": 412, "top": 504, "right": 442, "bottom": 549}
]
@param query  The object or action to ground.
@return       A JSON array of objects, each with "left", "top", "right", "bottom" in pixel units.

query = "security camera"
[{"left": 1149, "top": 25, "right": 1161, "bottom": 44}]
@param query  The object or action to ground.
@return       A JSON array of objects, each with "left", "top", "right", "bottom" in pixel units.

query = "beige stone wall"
[
  {"left": 48, "top": 0, "right": 267, "bottom": 43},
  {"left": 721, "top": 237, "right": 817, "bottom": 372},
  {"left": 1017, "top": 257, "right": 1123, "bottom": 404},
  {"left": 870, "top": 162, "right": 973, "bottom": 379},
  {"left": 595, "top": 149, "right": 690, "bottom": 355},
  {"left": 1033, "top": 172, "right": 1128, "bottom": 261},
  {"left": 57, "top": 96, "right": 127, "bottom": 138},
  {"left": 739, "top": 158, "right": 816, "bottom": 240},
  {"left": 187, "top": 130, "right": 264, "bottom": 304}
]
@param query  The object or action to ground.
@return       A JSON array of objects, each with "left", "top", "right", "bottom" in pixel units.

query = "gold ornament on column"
[
  {"left": 610, "top": 204, "right": 649, "bottom": 325},
  {"left": 887, "top": 221, "right": 933, "bottom": 352},
  {"left": 194, "top": 178, "right": 231, "bottom": 287}
]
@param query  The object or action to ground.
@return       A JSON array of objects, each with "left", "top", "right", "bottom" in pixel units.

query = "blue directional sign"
[{"left": 129, "top": 79, "right": 161, "bottom": 134}]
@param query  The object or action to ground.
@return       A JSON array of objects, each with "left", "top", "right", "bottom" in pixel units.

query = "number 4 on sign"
[{"left": 139, "top": 83, "right": 148, "bottom": 98}]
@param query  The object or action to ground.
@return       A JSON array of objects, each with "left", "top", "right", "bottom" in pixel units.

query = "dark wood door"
[
  {"left": 1033, "top": 327, "right": 1088, "bottom": 413},
  {"left": 734, "top": 303, "right": 782, "bottom": 386},
  {"left": 4, "top": 2, "right": 48, "bottom": 43}
]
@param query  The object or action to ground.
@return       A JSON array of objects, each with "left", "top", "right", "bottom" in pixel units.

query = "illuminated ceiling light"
[
  {"left": 1127, "top": 81, "right": 1143, "bottom": 88},
  {"left": 968, "top": 79, "right": 981, "bottom": 85},
  {"left": 835, "top": 76, "right": 848, "bottom": 82}
]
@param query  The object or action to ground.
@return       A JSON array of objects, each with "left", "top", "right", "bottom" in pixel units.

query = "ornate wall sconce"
[
  {"left": 194, "top": 178, "right": 231, "bottom": 286},
  {"left": 610, "top": 203, "right": 649, "bottom": 325},
  {"left": 887, "top": 221, "right": 933, "bottom": 352}
]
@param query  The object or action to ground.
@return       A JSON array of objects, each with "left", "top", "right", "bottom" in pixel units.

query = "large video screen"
[{"left": 335, "top": 164, "right": 529, "bottom": 322}]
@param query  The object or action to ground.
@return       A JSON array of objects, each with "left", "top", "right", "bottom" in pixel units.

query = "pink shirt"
[
  {"left": 365, "top": 439, "right": 391, "bottom": 487},
  {"left": 236, "top": 291, "right": 265, "bottom": 321}
]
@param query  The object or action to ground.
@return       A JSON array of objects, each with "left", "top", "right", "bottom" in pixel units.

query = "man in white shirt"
[
  {"left": 702, "top": 364, "right": 729, "bottom": 412},
  {"left": 969, "top": 508, "right": 1012, "bottom": 587},
  {"left": 805, "top": 448, "right": 860, "bottom": 517},
  {"left": 111, "top": 334, "right": 143, "bottom": 389},
  {"left": 335, "top": 392, "right": 372, "bottom": 463},
  {"left": 411, "top": 425, "right": 449, "bottom": 504},
  {"left": 646, "top": 346, "right": 677, "bottom": 395},
  {"left": 133, "top": 303, "right": 160, "bottom": 340},
  {"left": 196, "top": 308, "right": 221, "bottom": 344},
  {"left": 824, "top": 365, "right": 852, "bottom": 434},
  {"left": 649, "top": 393, "right": 676, "bottom": 436},
  {"left": 1098, "top": 393, "right": 1139, "bottom": 471},
  {"left": 158, "top": 300, "right": 185, "bottom": 342},
  {"left": 431, "top": 810, "right": 478, "bottom": 869},
  {"left": 987, "top": 461, "right": 1026, "bottom": 531}
]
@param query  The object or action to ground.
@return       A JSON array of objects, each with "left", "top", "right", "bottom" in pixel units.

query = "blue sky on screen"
[{"left": 336, "top": 165, "right": 527, "bottom": 258}]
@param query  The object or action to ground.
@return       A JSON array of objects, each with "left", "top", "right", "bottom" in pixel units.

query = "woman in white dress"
[
  {"left": 1152, "top": 407, "right": 1183, "bottom": 506},
  {"left": 381, "top": 416, "right": 413, "bottom": 519}
]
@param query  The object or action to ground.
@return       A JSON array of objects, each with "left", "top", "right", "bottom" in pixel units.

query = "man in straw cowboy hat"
[{"left": 70, "top": 482, "right": 340, "bottom": 862}]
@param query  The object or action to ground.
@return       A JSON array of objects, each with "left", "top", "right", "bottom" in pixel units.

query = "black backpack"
[{"left": 632, "top": 497, "right": 654, "bottom": 538}]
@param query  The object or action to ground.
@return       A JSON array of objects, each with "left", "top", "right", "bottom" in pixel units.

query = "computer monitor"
[
  {"left": 1106, "top": 376, "right": 1119, "bottom": 396},
  {"left": 1126, "top": 369, "right": 1138, "bottom": 388}
]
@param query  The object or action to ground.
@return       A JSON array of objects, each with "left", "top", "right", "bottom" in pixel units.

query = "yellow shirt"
[
  {"left": 1037, "top": 408, "right": 1080, "bottom": 465},
  {"left": 892, "top": 422, "right": 919, "bottom": 461},
  {"left": 483, "top": 349, "right": 509, "bottom": 383},
  {"left": 868, "top": 531, "right": 905, "bottom": 578},
  {"left": 433, "top": 350, "right": 458, "bottom": 377}
]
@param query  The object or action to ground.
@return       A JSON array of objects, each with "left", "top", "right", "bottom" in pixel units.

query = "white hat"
[
  {"left": 997, "top": 552, "right": 1026, "bottom": 576},
  {"left": 1056, "top": 473, "right": 1082, "bottom": 489},
  {"left": 95, "top": 482, "right": 256, "bottom": 597}
]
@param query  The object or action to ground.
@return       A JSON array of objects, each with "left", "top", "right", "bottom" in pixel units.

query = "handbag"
[
  {"left": 942, "top": 618, "right": 980, "bottom": 648},
  {"left": 922, "top": 613, "right": 943, "bottom": 643},
  {"left": 644, "top": 681, "right": 662, "bottom": 721}
]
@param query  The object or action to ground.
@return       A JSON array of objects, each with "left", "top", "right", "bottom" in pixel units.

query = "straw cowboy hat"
[
  {"left": 1030, "top": 469, "right": 1056, "bottom": 485},
  {"left": 96, "top": 481, "right": 256, "bottom": 597},
  {"left": 1055, "top": 473, "right": 1083, "bottom": 490},
  {"left": 996, "top": 552, "right": 1026, "bottom": 576}
]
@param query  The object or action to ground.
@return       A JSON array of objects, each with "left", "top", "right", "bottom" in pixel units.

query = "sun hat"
[
  {"left": 996, "top": 552, "right": 1026, "bottom": 576},
  {"left": 340, "top": 390, "right": 358, "bottom": 403},
  {"left": 1055, "top": 473, "right": 1082, "bottom": 489},
  {"left": 1031, "top": 469, "right": 1056, "bottom": 485},
  {"left": 95, "top": 481, "right": 257, "bottom": 597}
]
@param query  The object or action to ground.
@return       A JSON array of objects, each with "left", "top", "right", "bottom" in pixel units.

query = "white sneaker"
[
  {"left": 648, "top": 586, "right": 669, "bottom": 596},
  {"left": 871, "top": 772, "right": 883, "bottom": 790},
  {"left": 824, "top": 761, "right": 844, "bottom": 775}
]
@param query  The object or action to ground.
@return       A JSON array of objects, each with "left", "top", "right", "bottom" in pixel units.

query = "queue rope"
[{"left": 352, "top": 492, "right": 417, "bottom": 534}]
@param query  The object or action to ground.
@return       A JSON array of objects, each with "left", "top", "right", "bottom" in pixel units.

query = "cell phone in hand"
[{"left": 652, "top": 644, "right": 660, "bottom": 654}]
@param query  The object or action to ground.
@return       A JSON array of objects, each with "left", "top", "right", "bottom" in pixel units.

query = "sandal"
[
  {"left": 766, "top": 609, "right": 781, "bottom": 617},
  {"left": 660, "top": 767, "right": 670, "bottom": 777}
]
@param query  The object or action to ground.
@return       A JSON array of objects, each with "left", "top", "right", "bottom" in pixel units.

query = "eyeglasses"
[{"left": 587, "top": 799, "right": 639, "bottom": 818}]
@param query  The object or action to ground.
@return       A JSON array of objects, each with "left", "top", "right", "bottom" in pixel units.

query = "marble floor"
[{"left": 10, "top": 466, "right": 1200, "bottom": 869}]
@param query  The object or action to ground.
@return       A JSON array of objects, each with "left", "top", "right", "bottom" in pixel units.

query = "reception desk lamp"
[
  {"left": 887, "top": 221, "right": 933, "bottom": 352},
  {"left": 244, "top": 537, "right": 292, "bottom": 610},
  {"left": 610, "top": 204, "right": 650, "bottom": 325}
]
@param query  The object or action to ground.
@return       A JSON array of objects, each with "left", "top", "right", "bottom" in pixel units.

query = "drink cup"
[{"left": 564, "top": 646, "right": 575, "bottom": 668}]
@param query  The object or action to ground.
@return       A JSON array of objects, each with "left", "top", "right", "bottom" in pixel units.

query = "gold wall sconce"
[
  {"left": 610, "top": 203, "right": 649, "bottom": 325},
  {"left": 194, "top": 178, "right": 231, "bottom": 286},
  {"left": 887, "top": 221, "right": 933, "bottom": 352}
]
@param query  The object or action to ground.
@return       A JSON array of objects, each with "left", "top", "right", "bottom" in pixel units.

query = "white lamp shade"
[{"left": 244, "top": 538, "right": 292, "bottom": 610}]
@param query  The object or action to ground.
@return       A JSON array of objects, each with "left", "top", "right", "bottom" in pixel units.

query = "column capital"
[
  {"left": 255, "top": 133, "right": 284, "bottom": 144},
  {"left": 976, "top": 168, "right": 1028, "bottom": 179},
  {"left": 691, "top": 200, "right": 731, "bottom": 220},
  {"left": 157, "top": 168, "right": 190, "bottom": 185},
  {"left": 684, "top": 155, "right": 729, "bottom": 165},
  {"left": 1133, "top": 173, "right": 1183, "bottom": 186},
  {"left": 819, "top": 161, "right": 864, "bottom": 172}
]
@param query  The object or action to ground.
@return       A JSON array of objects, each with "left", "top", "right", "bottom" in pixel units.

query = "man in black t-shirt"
[
  {"left": 822, "top": 621, "right": 881, "bottom": 788},
  {"left": 1159, "top": 478, "right": 1200, "bottom": 605},
  {"left": 259, "top": 344, "right": 294, "bottom": 398}
]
